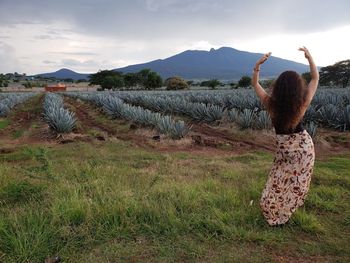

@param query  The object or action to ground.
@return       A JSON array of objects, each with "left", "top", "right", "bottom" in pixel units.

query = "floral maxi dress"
[{"left": 260, "top": 129, "right": 315, "bottom": 226}]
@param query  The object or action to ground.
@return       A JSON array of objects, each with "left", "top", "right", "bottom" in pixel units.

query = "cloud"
[
  {"left": 0, "top": 0, "right": 350, "bottom": 73},
  {"left": 0, "top": 42, "right": 21, "bottom": 72},
  {"left": 51, "top": 51, "right": 99, "bottom": 56},
  {"left": 42, "top": 60, "right": 56, "bottom": 64},
  {"left": 34, "top": 34, "right": 70, "bottom": 40},
  {"left": 1, "top": 0, "right": 349, "bottom": 40}
]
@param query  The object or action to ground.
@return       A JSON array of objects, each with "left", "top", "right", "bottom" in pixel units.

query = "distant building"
[{"left": 45, "top": 83, "right": 67, "bottom": 92}]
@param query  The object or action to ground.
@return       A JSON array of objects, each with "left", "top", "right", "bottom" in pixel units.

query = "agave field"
[
  {"left": 0, "top": 92, "right": 36, "bottom": 117},
  {"left": 2, "top": 88, "right": 348, "bottom": 138},
  {"left": 60, "top": 88, "right": 350, "bottom": 138},
  {"left": 0, "top": 88, "right": 349, "bottom": 262}
]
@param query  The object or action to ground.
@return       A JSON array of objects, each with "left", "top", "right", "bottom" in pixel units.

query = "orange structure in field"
[{"left": 45, "top": 83, "right": 67, "bottom": 92}]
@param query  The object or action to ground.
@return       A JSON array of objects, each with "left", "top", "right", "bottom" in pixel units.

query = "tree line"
[
  {"left": 88, "top": 69, "right": 255, "bottom": 91},
  {"left": 89, "top": 69, "right": 162, "bottom": 90}
]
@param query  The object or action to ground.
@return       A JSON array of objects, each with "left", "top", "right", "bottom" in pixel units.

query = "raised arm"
[
  {"left": 298, "top": 46, "right": 319, "bottom": 106},
  {"left": 252, "top": 52, "right": 272, "bottom": 108}
]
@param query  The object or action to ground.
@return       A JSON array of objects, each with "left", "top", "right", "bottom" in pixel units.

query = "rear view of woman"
[{"left": 252, "top": 47, "right": 319, "bottom": 226}]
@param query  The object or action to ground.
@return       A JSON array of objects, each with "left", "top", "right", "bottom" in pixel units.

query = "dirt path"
[
  {"left": 64, "top": 97, "right": 118, "bottom": 136},
  {"left": 191, "top": 124, "right": 276, "bottom": 152},
  {"left": 63, "top": 96, "right": 151, "bottom": 146},
  {"left": 0, "top": 94, "right": 55, "bottom": 144}
]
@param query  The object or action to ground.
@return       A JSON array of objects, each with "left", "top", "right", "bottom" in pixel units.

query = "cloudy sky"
[{"left": 0, "top": 0, "right": 350, "bottom": 74}]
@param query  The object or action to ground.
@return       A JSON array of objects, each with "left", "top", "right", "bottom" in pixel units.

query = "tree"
[
  {"left": 124, "top": 73, "right": 140, "bottom": 88},
  {"left": 260, "top": 79, "right": 275, "bottom": 89},
  {"left": 238, "top": 75, "right": 251, "bottom": 88},
  {"left": 165, "top": 76, "right": 189, "bottom": 90},
  {"left": 23, "top": 81, "right": 32, "bottom": 89},
  {"left": 101, "top": 75, "right": 124, "bottom": 90},
  {"left": 145, "top": 71, "right": 162, "bottom": 89},
  {"left": 137, "top": 69, "right": 162, "bottom": 89},
  {"left": 0, "top": 74, "right": 9, "bottom": 87},
  {"left": 186, "top": 80, "right": 194, "bottom": 86},
  {"left": 320, "top": 60, "right": 350, "bottom": 88},
  {"left": 229, "top": 82, "right": 238, "bottom": 89},
  {"left": 88, "top": 70, "right": 122, "bottom": 86},
  {"left": 302, "top": 72, "right": 311, "bottom": 83},
  {"left": 200, "top": 79, "right": 221, "bottom": 89},
  {"left": 208, "top": 79, "right": 221, "bottom": 89}
]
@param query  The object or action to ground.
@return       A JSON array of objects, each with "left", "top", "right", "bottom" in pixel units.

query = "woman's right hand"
[
  {"left": 255, "top": 52, "right": 272, "bottom": 67},
  {"left": 298, "top": 46, "right": 312, "bottom": 60}
]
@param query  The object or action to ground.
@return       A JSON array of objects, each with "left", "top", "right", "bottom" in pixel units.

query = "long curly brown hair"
[{"left": 267, "top": 71, "right": 307, "bottom": 133}]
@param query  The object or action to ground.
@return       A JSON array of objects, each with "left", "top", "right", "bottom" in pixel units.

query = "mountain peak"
[
  {"left": 55, "top": 68, "right": 76, "bottom": 73},
  {"left": 36, "top": 68, "right": 89, "bottom": 80}
]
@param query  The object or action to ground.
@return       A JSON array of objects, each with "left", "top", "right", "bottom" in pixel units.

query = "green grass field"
[{"left": 0, "top": 140, "right": 349, "bottom": 262}]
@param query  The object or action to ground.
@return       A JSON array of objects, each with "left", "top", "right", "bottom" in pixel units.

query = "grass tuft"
[{"left": 0, "top": 181, "right": 44, "bottom": 205}]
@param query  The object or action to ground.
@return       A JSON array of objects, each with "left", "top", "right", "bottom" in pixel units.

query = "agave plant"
[
  {"left": 335, "top": 104, "right": 350, "bottom": 131},
  {"left": 169, "top": 120, "right": 189, "bottom": 139},
  {"left": 227, "top": 108, "right": 240, "bottom": 123},
  {"left": 0, "top": 103, "right": 10, "bottom": 117},
  {"left": 304, "top": 105, "right": 318, "bottom": 123},
  {"left": 317, "top": 104, "right": 339, "bottom": 128},
  {"left": 236, "top": 109, "right": 254, "bottom": 129},
  {"left": 101, "top": 96, "right": 124, "bottom": 118},
  {"left": 254, "top": 110, "right": 272, "bottom": 130},
  {"left": 156, "top": 116, "right": 174, "bottom": 134},
  {"left": 43, "top": 93, "right": 76, "bottom": 133},
  {"left": 305, "top": 121, "right": 317, "bottom": 138}
]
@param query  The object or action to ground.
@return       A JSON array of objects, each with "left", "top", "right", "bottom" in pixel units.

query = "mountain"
[
  {"left": 34, "top": 47, "right": 310, "bottom": 81},
  {"left": 35, "top": 68, "right": 89, "bottom": 80},
  {"left": 115, "top": 47, "right": 309, "bottom": 80}
]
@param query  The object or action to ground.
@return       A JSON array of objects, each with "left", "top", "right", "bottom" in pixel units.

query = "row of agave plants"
[
  {"left": 0, "top": 92, "right": 36, "bottom": 117},
  {"left": 43, "top": 93, "right": 76, "bottom": 133},
  {"left": 117, "top": 93, "right": 225, "bottom": 124},
  {"left": 110, "top": 88, "right": 350, "bottom": 133},
  {"left": 64, "top": 92, "right": 189, "bottom": 139},
  {"left": 138, "top": 88, "right": 350, "bottom": 110},
  {"left": 112, "top": 92, "right": 272, "bottom": 130},
  {"left": 116, "top": 93, "right": 281, "bottom": 134},
  {"left": 172, "top": 88, "right": 350, "bottom": 132},
  {"left": 72, "top": 91, "right": 316, "bottom": 137}
]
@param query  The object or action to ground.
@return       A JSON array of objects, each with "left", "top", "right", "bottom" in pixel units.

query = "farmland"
[{"left": 0, "top": 89, "right": 350, "bottom": 262}]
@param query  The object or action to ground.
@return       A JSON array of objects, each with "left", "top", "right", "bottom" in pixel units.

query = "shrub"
[
  {"left": 238, "top": 76, "right": 252, "bottom": 88},
  {"left": 165, "top": 76, "right": 189, "bottom": 90}
]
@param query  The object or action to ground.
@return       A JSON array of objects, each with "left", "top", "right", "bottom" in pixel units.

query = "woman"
[{"left": 252, "top": 47, "right": 319, "bottom": 226}]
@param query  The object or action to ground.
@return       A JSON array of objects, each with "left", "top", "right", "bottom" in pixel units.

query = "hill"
[{"left": 35, "top": 68, "right": 89, "bottom": 80}]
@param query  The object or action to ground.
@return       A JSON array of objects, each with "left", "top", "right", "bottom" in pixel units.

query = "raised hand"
[
  {"left": 256, "top": 52, "right": 272, "bottom": 66},
  {"left": 298, "top": 46, "right": 312, "bottom": 60}
]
